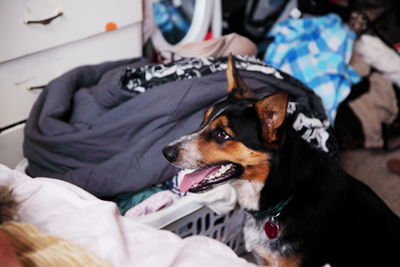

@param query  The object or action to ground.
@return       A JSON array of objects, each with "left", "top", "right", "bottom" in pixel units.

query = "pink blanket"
[{"left": 0, "top": 164, "right": 254, "bottom": 267}]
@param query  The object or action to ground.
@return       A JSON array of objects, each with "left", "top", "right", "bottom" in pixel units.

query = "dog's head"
[{"left": 163, "top": 55, "right": 288, "bottom": 193}]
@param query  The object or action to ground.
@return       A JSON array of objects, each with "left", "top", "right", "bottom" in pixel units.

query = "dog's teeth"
[
  {"left": 223, "top": 165, "right": 230, "bottom": 171},
  {"left": 220, "top": 164, "right": 231, "bottom": 173},
  {"left": 205, "top": 164, "right": 233, "bottom": 180}
]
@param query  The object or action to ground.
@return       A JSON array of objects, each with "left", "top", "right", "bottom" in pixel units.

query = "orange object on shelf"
[{"left": 105, "top": 22, "right": 117, "bottom": 32}]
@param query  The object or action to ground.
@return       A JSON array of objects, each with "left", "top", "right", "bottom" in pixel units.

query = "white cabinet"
[
  {"left": 0, "top": 0, "right": 143, "bottom": 167},
  {"left": 0, "top": 0, "right": 142, "bottom": 62}
]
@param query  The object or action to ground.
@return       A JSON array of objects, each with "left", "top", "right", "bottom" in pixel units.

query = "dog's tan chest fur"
[{"left": 231, "top": 179, "right": 263, "bottom": 210}]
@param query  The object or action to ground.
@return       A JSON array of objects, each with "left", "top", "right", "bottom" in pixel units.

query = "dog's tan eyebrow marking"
[
  {"left": 209, "top": 116, "right": 235, "bottom": 137},
  {"left": 210, "top": 116, "right": 228, "bottom": 128},
  {"left": 197, "top": 105, "right": 229, "bottom": 134}
]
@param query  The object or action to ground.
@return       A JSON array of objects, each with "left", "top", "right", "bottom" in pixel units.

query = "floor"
[{"left": 340, "top": 148, "right": 400, "bottom": 216}]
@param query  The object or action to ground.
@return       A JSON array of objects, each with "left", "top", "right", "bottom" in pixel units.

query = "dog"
[{"left": 162, "top": 55, "right": 400, "bottom": 267}]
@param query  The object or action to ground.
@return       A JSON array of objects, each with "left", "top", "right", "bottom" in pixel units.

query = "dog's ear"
[
  {"left": 255, "top": 92, "right": 288, "bottom": 146},
  {"left": 226, "top": 54, "right": 256, "bottom": 99}
]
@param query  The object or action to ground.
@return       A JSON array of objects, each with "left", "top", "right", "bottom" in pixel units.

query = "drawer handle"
[
  {"left": 0, "top": 119, "right": 27, "bottom": 134},
  {"left": 26, "top": 85, "right": 46, "bottom": 91},
  {"left": 23, "top": 10, "right": 63, "bottom": 25}
]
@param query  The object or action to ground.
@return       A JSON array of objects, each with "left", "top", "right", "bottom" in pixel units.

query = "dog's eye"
[{"left": 216, "top": 130, "right": 231, "bottom": 141}]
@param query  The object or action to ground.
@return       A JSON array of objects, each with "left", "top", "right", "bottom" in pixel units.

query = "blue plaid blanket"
[{"left": 264, "top": 13, "right": 360, "bottom": 121}]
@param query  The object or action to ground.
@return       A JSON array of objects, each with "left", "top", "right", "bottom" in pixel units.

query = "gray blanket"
[{"left": 24, "top": 56, "right": 336, "bottom": 198}]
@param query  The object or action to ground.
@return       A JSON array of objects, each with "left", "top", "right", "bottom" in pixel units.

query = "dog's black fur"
[
  {"left": 163, "top": 55, "right": 400, "bottom": 266},
  {"left": 260, "top": 114, "right": 400, "bottom": 266}
]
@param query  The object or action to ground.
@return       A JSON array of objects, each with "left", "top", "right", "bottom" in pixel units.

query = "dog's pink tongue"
[{"left": 179, "top": 166, "right": 219, "bottom": 192}]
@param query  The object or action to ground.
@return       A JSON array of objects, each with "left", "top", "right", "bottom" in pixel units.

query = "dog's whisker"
[{"left": 180, "top": 154, "right": 216, "bottom": 170}]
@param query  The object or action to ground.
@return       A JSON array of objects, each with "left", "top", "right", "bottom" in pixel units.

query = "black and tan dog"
[{"left": 162, "top": 56, "right": 400, "bottom": 267}]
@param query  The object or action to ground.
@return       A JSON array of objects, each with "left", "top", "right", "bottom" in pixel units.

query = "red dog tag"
[{"left": 264, "top": 221, "right": 279, "bottom": 239}]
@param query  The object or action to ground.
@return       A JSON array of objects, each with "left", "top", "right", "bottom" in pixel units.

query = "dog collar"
[
  {"left": 245, "top": 196, "right": 294, "bottom": 239},
  {"left": 245, "top": 196, "right": 294, "bottom": 219}
]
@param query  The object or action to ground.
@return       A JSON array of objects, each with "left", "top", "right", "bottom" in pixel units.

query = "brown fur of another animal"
[{"left": 0, "top": 186, "right": 18, "bottom": 224}]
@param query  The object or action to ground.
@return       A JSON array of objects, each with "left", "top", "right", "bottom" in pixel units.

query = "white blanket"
[{"left": 0, "top": 164, "right": 254, "bottom": 267}]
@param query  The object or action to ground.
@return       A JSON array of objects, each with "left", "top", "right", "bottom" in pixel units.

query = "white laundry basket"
[{"left": 134, "top": 193, "right": 247, "bottom": 255}]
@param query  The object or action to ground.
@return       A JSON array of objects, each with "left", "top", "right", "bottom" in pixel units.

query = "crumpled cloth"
[
  {"left": 349, "top": 72, "right": 398, "bottom": 148},
  {"left": 158, "top": 33, "right": 258, "bottom": 63},
  {"left": 189, "top": 183, "right": 238, "bottom": 215},
  {"left": 125, "top": 190, "right": 179, "bottom": 217},
  {"left": 348, "top": 51, "right": 399, "bottom": 148},
  {"left": 0, "top": 164, "right": 254, "bottom": 267},
  {"left": 264, "top": 13, "right": 360, "bottom": 121},
  {"left": 355, "top": 34, "right": 400, "bottom": 87},
  {"left": 113, "top": 186, "right": 163, "bottom": 215}
]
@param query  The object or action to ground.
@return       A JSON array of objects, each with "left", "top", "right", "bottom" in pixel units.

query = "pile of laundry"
[
  {"left": 23, "top": 55, "right": 336, "bottom": 216},
  {"left": 149, "top": 0, "right": 400, "bottom": 151},
  {"left": 225, "top": 0, "right": 400, "bottom": 149},
  {"left": 23, "top": 0, "right": 400, "bottom": 217}
]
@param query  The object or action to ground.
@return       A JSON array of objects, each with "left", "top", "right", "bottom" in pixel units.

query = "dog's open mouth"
[{"left": 179, "top": 163, "right": 242, "bottom": 193}]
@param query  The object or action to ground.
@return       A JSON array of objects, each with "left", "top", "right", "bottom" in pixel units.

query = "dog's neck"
[
  {"left": 231, "top": 178, "right": 294, "bottom": 219},
  {"left": 232, "top": 125, "right": 321, "bottom": 213},
  {"left": 231, "top": 179, "right": 264, "bottom": 211},
  {"left": 245, "top": 195, "right": 294, "bottom": 219}
]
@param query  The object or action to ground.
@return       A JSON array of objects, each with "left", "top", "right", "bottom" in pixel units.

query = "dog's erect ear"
[
  {"left": 226, "top": 54, "right": 256, "bottom": 99},
  {"left": 255, "top": 92, "right": 288, "bottom": 146}
]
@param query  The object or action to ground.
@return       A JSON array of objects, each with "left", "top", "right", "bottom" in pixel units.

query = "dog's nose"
[{"left": 162, "top": 145, "right": 178, "bottom": 162}]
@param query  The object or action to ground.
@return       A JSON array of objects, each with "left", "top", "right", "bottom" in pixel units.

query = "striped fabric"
[{"left": 264, "top": 13, "right": 360, "bottom": 121}]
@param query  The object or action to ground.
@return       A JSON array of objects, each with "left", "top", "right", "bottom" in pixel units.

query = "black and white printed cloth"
[{"left": 121, "top": 56, "right": 284, "bottom": 94}]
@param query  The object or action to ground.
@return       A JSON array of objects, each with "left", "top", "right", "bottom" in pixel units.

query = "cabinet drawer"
[
  {"left": 0, "top": 23, "right": 142, "bottom": 128},
  {"left": 0, "top": 124, "right": 24, "bottom": 168},
  {"left": 0, "top": 0, "right": 142, "bottom": 62}
]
